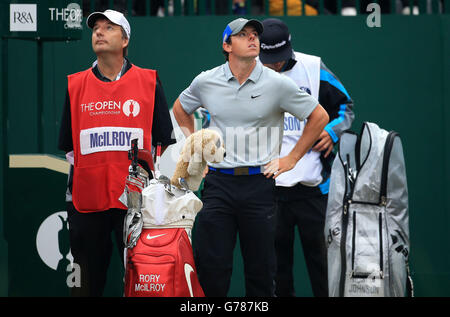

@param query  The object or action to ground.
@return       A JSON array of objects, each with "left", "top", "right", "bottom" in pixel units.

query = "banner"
[{"left": 2, "top": 0, "right": 83, "bottom": 40}]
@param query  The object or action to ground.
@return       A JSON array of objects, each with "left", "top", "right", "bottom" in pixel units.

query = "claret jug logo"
[
  {"left": 36, "top": 211, "right": 80, "bottom": 288},
  {"left": 123, "top": 99, "right": 140, "bottom": 117},
  {"left": 36, "top": 211, "right": 73, "bottom": 271}
]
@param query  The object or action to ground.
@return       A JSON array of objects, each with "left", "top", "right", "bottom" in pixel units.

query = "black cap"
[{"left": 259, "top": 18, "right": 293, "bottom": 64}]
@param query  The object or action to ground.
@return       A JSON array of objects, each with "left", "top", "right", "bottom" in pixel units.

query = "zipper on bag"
[
  {"left": 378, "top": 212, "right": 384, "bottom": 278},
  {"left": 339, "top": 154, "right": 353, "bottom": 296}
]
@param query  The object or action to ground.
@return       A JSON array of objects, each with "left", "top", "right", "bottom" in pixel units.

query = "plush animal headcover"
[{"left": 171, "top": 129, "right": 225, "bottom": 191}]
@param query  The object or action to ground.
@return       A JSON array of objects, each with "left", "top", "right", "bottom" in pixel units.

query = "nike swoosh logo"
[
  {"left": 184, "top": 263, "right": 194, "bottom": 297},
  {"left": 146, "top": 233, "right": 166, "bottom": 240},
  {"left": 251, "top": 95, "right": 261, "bottom": 99}
]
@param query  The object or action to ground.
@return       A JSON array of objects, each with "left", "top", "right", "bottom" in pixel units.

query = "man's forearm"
[
  {"left": 289, "top": 104, "right": 329, "bottom": 162},
  {"left": 264, "top": 104, "right": 329, "bottom": 179},
  {"left": 173, "top": 98, "right": 195, "bottom": 137}
]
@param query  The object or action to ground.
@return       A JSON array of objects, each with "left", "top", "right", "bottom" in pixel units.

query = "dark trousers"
[
  {"left": 274, "top": 184, "right": 328, "bottom": 297},
  {"left": 67, "top": 202, "right": 126, "bottom": 297},
  {"left": 193, "top": 170, "right": 277, "bottom": 297}
]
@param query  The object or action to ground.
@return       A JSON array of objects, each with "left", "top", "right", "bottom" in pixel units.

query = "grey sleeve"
[
  {"left": 278, "top": 75, "right": 319, "bottom": 120},
  {"left": 178, "top": 74, "right": 203, "bottom": 115}
]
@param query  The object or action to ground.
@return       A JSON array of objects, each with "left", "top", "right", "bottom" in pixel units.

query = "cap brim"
[
  {"left": 86, "top": 12, "right": 108, "bottom": 28},
  {"left": 231, "top": 19, "right": 264, "bottom": 36},
  {"left": 245, "top": 20, "right": 264, "bottom": 35},
  {"left": 259, "top": 44, "right": 293, "bottom": 64}
]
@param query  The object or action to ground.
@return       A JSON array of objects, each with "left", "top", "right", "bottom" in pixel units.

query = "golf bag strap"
[{"left": 379, "top": 131, "right": 399, "bottom": 204}]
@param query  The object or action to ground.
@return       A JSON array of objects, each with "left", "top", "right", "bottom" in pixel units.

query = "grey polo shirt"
[{"left": 179, "top": 60, "right": 318, "bottom": 169}]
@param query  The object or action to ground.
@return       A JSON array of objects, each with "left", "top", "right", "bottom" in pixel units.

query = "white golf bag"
[{"left": 325, "top": 122, "right": 413, "bottom": 297}]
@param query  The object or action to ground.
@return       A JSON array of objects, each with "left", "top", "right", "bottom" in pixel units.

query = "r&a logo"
[{"left": 10, "top": 4, "right": 37, "bottom": 32}]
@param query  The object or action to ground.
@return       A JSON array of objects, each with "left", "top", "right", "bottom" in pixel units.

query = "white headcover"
[{"left": 141, "top": 180, "right": 203, "bottom": 229}]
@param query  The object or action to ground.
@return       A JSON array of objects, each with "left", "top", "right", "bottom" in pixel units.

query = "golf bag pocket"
[
  {"left": 125, "top": 253, "right": 175, "bottom": 297},
  {"left": 344, "top": 206, "right": 386, "bottom": 297},
  {"left": 344, "top": 273, "right": 384, "bottom": 297}
]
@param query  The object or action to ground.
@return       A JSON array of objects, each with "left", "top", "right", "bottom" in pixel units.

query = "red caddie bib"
[{"left": 68, "top": 65, "right": 156, "bottom": 213}]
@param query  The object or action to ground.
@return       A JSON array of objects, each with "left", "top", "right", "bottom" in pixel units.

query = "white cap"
[{"left": 86, "top": 9, "right": 131, "bottom": 40}]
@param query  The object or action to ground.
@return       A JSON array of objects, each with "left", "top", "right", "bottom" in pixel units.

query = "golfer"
[{"left": 172, "top": 18, "right": 329, "bottom": 296}]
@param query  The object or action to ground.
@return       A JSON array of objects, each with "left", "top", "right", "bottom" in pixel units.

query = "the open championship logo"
[
  {"left": 36, "top": 211, "right": 80, "bottom": 288},
  {"left": 48, "top": 2, "right": 83, "bottom": 30},
  {"left": 123, "top": 99, "right": 141, "bottom": 117},
  {"left": 65, "top": 3, "right": 82, "bottom": 30},
  {"left": 36, "top": 211, "right": 73, "bottom": 270},
  {"left": 10, "top": 4, "right": 37, "bottom": 32},
  {"left": 80, "top": 99, "right": 141, "bottom": 117}
]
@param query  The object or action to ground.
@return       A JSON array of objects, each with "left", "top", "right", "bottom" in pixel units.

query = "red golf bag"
[
  {"left": 124, "top": 228, "right": 204, "bottom": 297},
  {"left": 123, "top": 140, "right": 204, "bottom": 297}
]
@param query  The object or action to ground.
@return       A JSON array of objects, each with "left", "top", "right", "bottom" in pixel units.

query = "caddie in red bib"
[
  {"left": 57, "top": 9, "right": 175, "bottom": 297},
  {"left": 69, "top": 66, "right": 156, "bottom": 212}
]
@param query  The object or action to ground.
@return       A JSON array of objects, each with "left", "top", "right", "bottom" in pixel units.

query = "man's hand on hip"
[{"left": 263, "top": 155, "right": 297, "bottom": 179}]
